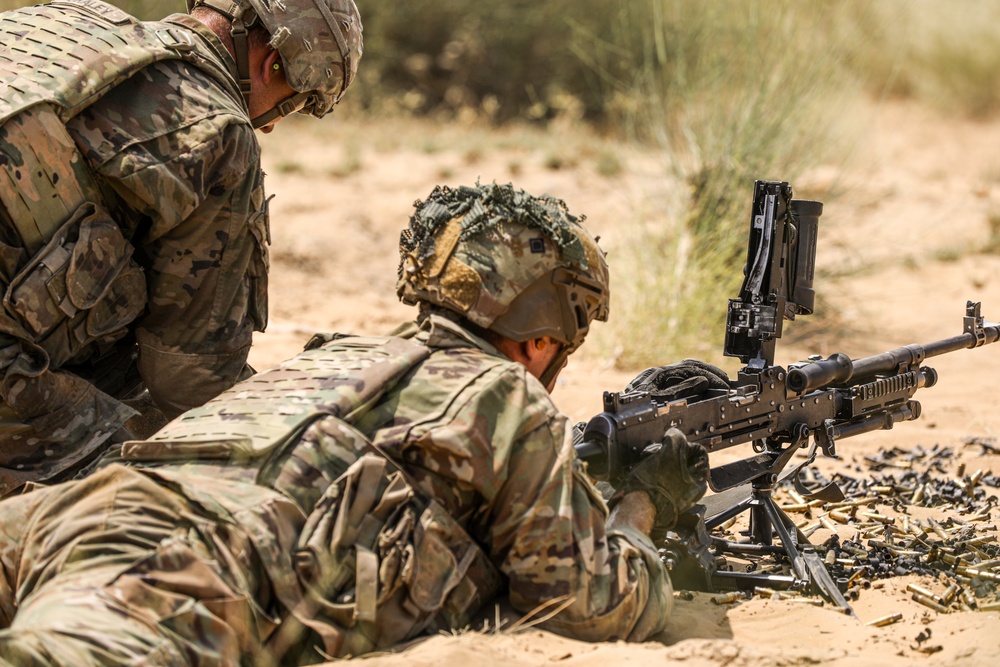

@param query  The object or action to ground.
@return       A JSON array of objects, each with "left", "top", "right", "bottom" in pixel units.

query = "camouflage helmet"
[
  {"left": 189, "top": 0, "right": 362, "bottom": 126},
  {"left": 397, "top": 182, "right": 610, "bottom": 354}
]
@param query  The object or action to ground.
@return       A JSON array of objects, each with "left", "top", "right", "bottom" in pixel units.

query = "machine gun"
[{"left": 575, "top": 180, "right": 1000, "bottom": 613}]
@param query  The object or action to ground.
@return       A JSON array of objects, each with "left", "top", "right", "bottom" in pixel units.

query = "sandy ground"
[{"left": 250, "top": 99, "right": 1000, "bottom": 666}]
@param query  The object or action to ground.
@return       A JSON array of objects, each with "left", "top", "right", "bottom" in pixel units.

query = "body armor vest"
[
  {"left": 0, "top": 0, "right": 241, "bottom": 370},
  {"left": 0, "top": 0, "right": 235, "bottom": 126},
  {"left": 122, "top": 334, "right": 432, "bottom": 498},
  {"left": 0, "top": 0, "right": 239, "bottom": 250}
]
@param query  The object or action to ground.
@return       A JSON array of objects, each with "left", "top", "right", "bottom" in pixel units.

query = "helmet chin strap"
[
  {"left": 251, "top": 91, "right": 311, "bottom": 129},
  {"left": 539, "top": 343, "right": 574, "bottom": 389},
  {"left": 189, "top": 0, "right": 255, "bottom": 109},
  {"left": 191, "top": 0, "right": 310, "bottom": 129}
]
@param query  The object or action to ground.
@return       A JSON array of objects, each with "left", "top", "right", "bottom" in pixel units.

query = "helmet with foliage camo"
[
  {"left": 188, "top": 0, "right": 362, "bottom": 128},
  {"left": 397, "top": 182, "right": 610, "bottom": 357}
]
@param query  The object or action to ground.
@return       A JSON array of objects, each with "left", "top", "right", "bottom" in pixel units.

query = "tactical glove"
[
  {"left": 618, "top": 428, "right": 709, "bottom": 533},
  {"left": 624, "top": 359, "right": 730, "bottom": 401}
]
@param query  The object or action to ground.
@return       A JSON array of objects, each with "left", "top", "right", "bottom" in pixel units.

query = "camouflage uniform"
[
  {"left": 356, "top": 315, "right": 673, "bottom": 641},
  {"left": 0, "top": 0, "right": 270, "bottom": 494},
  {"left": 0, "top": 313, "right": 672, "bottom": 665}
]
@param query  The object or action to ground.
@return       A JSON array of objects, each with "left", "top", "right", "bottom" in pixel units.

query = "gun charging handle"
[{"left": 786, "top": 352, "right": 853, "bottom": 394}]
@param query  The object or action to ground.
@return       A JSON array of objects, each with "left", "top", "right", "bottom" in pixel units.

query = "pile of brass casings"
[{"left": 769, "top": 440, "right": 1000, "bottom": 613}]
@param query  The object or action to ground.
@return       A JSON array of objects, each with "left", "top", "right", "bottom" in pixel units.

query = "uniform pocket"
[
  {"left": 405, "top": 498, "right": 502, "bottom": 626},
  {"left": 3, "top": 202, "right": 147, "bottom": 366}
]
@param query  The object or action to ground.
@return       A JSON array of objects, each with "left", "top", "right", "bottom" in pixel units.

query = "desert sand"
[{"left": 250, "top": 98, "right": 1000, "bottom": 666}]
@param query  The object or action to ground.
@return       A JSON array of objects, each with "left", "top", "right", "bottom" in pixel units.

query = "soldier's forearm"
[{"left": 608, "top": 490, "right": 656, "bottom": 537}]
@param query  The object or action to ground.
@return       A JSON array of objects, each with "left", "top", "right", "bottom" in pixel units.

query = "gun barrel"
[
  {"left": 921, "top": 325, "right": 1000, "bottom": 358},
  {"left": 852, "top": 324, "right": 1000, "bottom": 378}
]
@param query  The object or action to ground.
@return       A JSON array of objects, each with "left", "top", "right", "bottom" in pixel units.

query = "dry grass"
[{"left": 7, "top": 0, "right": 1000, "bottom": 366}]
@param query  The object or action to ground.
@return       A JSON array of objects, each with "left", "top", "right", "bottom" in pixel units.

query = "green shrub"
[{"left": 604, "top": 0, "right": 863, "bottom": 366}]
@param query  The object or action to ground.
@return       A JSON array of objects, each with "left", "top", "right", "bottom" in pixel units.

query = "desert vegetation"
[{"left": 5, "top": 0, "right": 1000, "bottom": 364}]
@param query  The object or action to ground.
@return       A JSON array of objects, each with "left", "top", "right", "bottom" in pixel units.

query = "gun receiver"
[
  {"left": 578, "top": 301, "right": 995, "bottom": 491},
  {"left": 575, "top": 179, "right": 1000, "bottom": 612}
]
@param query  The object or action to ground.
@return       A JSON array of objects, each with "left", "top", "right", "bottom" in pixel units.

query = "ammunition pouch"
[
  {"left": 3, "top": 201, "right": 146, "bottom": 370},
  {"left": 274, "top": 453, "right": 503, "bottom": 661}
]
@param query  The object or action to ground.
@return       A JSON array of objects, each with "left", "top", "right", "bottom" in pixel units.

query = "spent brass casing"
[
  {"left": 866, "top": 612, "right": 903, "bottom": 627},
  {"left": 966, "top": 545, "right": 991, "bottom": 562},
  {"left": 801, "top": 524, "right": 821, "bottom": 539},
  {"left": 911, "top": 592, "right": 950, "bottom": 613},
  {"left": 957, "top": 567, "right": 1000, "bottom": 584},
  {"left": 784, "top": 598, "right": 824, "bottom": 607},
  {"left": 847, "top": 566, "right": 870, "bottom": 584},
  {"left": 829, "top": 509, "right": 854, "bottom": 524},
  {"left": 711, "top": 591, "right": 747, "bottom": 605},
  {"left": 781, "top": 503, "right": 810, "bottom": 513},
  {"left": 927, "top": 518, "right": 951, "bottom": 541},
  {"left": 937, "top": 551, "right": 966, "bottom": 566},
  {"left": 753, "top": 587, "right": 784, "bottom": 600},
  {"left": 860, "top": 511, "right": 895, "bottom": 525},
  {"left": 891, "top": 547, "right": 923, "bottom": 557},
  {"left": 961, "top": 588, "right": 977, "bottom": 605},
  {"left": 906, "top": 583, "right": 939, "bottom": 601}
]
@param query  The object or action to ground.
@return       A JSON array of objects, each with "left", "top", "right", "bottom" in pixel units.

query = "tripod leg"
[{"left": 760, "top": 496, "right": 807, "bottom": 581}]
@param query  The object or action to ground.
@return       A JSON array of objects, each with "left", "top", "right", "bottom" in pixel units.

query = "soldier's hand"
[
  {"left": 618, "top": 428, "right": 708, "bottom": 534},
  {"left": 624, "top": 359, "right": 730, "bottom": 401}
]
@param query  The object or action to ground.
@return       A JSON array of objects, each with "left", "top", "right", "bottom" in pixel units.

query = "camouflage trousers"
[
  {"left": 0, "top": 465, "right": 278, "bottom": 666},
  {"left": 0, "top": 333, "right": 136, "bottom": 496}
]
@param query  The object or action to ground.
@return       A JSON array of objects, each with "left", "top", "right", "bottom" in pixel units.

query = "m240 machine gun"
[{"left": 576, "top": 180, "right": 1000, "bottom": 614}]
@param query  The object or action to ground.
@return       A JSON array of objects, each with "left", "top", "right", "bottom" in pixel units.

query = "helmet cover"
[{"left": 397, "top": 182, "right": 610, "bottom": 351}]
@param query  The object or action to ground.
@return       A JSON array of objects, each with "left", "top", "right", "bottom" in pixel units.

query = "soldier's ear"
[{"left": 261, "top": 49, "right": 284, "bottom": 85}]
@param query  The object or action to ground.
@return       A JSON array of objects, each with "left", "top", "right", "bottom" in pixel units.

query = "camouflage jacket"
[
  {"left": 355, "top": 314, "right": 674, "bottom": 641},
  {"left": 0, "top": 1, "right": 268, "bottom": 419}
]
